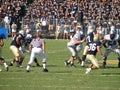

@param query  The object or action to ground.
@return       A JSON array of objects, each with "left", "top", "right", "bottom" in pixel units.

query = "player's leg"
[
  {"left": 113, "top": 48, "right": 120, "bottom": 68},
  {"left": 65, "top": 46, "right": 76, "bottom": 66},
  {"left": 34, "top": 57, "right": 40, "bottom": 67},
  {"left": 76, "top": 44, "right": 83, "bottom": 64},
  {"left": 0, "top": 57, "right": 9, "bottom": 71},
  {"left": 102, "top": 49, "right": 110, "bottom": 68},
  {"left": 10, "top": 46, "right": 21, "bottom": 67},
  {"left": 26, "top": 48, "right": 36, "bottom": 72},
  {"left": 85, "top": 55, "right": 99, "bottom": 74},
  {"left": 9, "top": 57, "right": 15, "bottom": 66},
  {"left": 81, "top": 46, "right": 88, "bottom": 67},
  {"left": 39, "top": 48, "right": 48, "bottom": 72},
  {"left": 19, "top": 50, "right": 25, "bottom": 67}
]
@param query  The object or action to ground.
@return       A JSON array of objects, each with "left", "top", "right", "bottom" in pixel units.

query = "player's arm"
[
  {"left": 0, "top": 39, "right": 4, "bottom": 47},
  {"left": 42, "top": 40, "right": 46, "bottom": 54},
  {"left": 29, "top": 44, "right": 33, "bottom": 53},
  {"left": 29, "top": 40, "right": 33, "bottom": 53},
  {"left": 16, "top": 36, "right": 22, "bottom": 46},
  {"left": 74, "top": 38, "right": 84, "bottom": 45},
  {"left": 97, "top": 46, "right": 103, "bottom": 56}
]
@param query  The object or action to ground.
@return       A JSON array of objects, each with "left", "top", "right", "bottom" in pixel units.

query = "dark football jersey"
[
  {"left": 86, "top": 32, "right": 94, "bottom": 43},
  {"left": 87, "top": 41, "right": 100, "bottom": 56},
  {"left": 10, "top": 33, "right": 24, "bottom": 48}
]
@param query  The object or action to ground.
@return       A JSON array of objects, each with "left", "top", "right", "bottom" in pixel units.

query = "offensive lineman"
[{"left": 64, "top": 25, "right": 85, "bottom": 67}]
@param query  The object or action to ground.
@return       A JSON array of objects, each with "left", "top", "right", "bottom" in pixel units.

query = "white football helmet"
[{"left": 19, "top": 30, "right": 24, "bottom": 35}]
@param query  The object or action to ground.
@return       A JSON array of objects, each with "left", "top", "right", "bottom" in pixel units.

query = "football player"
[
  {"left": 81, "top": 27, "right": 95, "bottom": 67},
  {"left": 9, "top": 30, "right": 25, "bottom": 67},
  {"left": 102, "top": 33, "right": 120, "bottom": 68},
  {"left": 84, "top": 39, "right": 103, "bottom": 74},
  {"left": 64, "top": 25, "right": 85, "bottom": 67},
  {"left": 81, "top": 25, "right": 102, "bottom": 67},
  {"left": 0, "top": 35, "right": 9, "bottom": 71}
]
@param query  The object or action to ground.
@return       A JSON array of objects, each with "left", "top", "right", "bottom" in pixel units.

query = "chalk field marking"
[{"left": 0, "top": 84, "right": 119, "bottom": 90}]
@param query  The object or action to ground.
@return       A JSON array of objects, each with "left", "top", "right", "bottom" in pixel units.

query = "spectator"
[
  {"left": 3, "top": 14, "right": 11, "bottom": 35},
  {"left": 0, "top": 0, "right": 120, "bottom": 39},
  {"left": 11, "top": 22, "right": 17, "bottom": 38}
]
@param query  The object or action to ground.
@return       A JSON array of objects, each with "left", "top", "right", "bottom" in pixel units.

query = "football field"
[{"left": 0, "top": 39, "right": 120, "bottom": 90}]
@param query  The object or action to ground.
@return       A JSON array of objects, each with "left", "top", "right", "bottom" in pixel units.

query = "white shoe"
[
  {"left": 5, "top": 65, "right": 9, "bottom": 71},
  {"left": 85, "top": 68, "right": 91, "bottom": 74},
  {"left": 0, "top": 68, "right": 2, "bottom": 72},
  {"left": 81, "top": 61, "right": 84, "bottom": 67}
]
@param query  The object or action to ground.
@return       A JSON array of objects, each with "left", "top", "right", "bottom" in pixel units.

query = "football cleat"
[
  {"left": 85, "top": 68, "right": 91, "bottom": 74},
  {"left": 64, "top": 60, "right": 70, "bottom": 66},
  {"left": 81, "top": 61, "right": 85, "bottom": 67},
  {"left": 9, "top": 62, "right": 13, "bottom": 66},
  {"left": 26, "top": 70, "right": 30, "bottom": 72},
  {"left": 70, "top": 63, "right": 76, "bottom": 67},
  {"left": 102, "top": 62, "right": 106, "bottom": 68},
  {"left": 43, "top": 68, "right": 48, "bottom": 72}
]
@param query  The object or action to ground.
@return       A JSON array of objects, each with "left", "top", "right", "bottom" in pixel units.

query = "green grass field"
[{"left": 0, "top": 38, "right": 120, "bottom": 90}]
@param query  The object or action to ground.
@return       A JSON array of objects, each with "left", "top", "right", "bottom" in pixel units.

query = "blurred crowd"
[{"left": 0, "top": 0, "right": 120, "bottom": 39}]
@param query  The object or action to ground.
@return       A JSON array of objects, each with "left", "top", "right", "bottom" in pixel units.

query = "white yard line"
[{"left": 0, "top": 84, "right": 119, "bottom": 90}]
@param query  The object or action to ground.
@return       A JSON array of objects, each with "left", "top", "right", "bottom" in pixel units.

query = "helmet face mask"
[{"left": 110, "top": 34, "right": 115, "bottom": 40}]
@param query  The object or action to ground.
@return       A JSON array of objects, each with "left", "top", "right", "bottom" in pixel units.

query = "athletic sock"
[
  {"left": 26, "top": 65, "right": 30, "bottom": 70},
  {"left": 43, "top": 63, "right": 46, "bottom": 69},
  {"left": 3, "top": 62, "right": 8, "bottom": 67}
]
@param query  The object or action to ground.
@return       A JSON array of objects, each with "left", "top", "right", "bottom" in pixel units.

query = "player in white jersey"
[{"left": 64, "top": 26, "right": 85, "bottom": 67}]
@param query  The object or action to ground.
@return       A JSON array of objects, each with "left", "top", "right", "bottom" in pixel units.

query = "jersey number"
[{"left": 89, "top": 43, "right": 96, "bottom": 51}]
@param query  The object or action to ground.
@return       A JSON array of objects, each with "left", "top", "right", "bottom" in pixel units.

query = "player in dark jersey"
[
  {"left": 81, "top": 28, "right": 102, "bottom": 67},
  {"left": 102, "top": 34, "right": 120, "bottom": 68},
  {"left": 81, "top": 30, "right": 94, "bottom": 66},
  {"left": 9, "top": 30, "right": 25, "bottom": 67},
  {"left": 84, "top": 41, "right": 103, "bottom": 74}
]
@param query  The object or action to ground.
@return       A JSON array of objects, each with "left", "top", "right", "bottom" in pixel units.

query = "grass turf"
[{"left": 0, "top": 38, "right": 120, "bottom": 90}]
